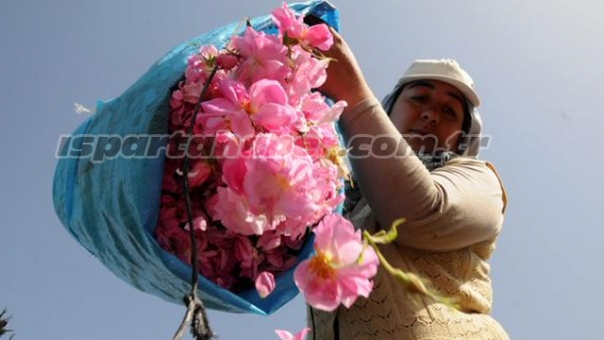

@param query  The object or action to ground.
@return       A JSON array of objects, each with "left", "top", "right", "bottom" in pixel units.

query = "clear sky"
[{"left": 1, "top": 0, "right": 604, "bottom": 339}]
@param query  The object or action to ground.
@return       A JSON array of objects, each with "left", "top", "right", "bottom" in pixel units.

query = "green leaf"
[{"left": 366, "top": 218, "right": 405, "bottom": 244}]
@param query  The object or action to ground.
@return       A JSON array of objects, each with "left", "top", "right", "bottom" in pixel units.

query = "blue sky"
[{"left": 1, "top": 0, "right": 604, "bottom": 339}]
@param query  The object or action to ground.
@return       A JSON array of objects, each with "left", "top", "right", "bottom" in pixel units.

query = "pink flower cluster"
[
  {"left": 155, "top": 3, "right": 348, "bottom": 295},
  {"left": 294, "top": 214, "right": 379, "bottom": 312}
]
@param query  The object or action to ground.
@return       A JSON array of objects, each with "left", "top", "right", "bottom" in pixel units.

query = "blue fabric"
[{"left": 52, "top": 0, "right": 340, "bottom": 315}]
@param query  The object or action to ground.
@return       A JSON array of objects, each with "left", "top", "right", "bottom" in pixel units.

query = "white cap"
[{"left": 397, "top": 59, "right": 481, "bottom": 107}]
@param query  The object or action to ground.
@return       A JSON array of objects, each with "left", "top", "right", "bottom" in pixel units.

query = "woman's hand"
[{"left": 319, "top": 28, "right": 375, "bottom": 108}]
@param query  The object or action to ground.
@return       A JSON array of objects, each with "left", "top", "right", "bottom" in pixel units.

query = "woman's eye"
[
  {"left": 411, "top": 95, "right": 427, "bottom": 103},
  {"left": 443, "top": 106, "right": 459, "bottom": 118}
]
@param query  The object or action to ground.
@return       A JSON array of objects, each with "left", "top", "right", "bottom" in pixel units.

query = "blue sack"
[{"left": 52, "top": 0, "right": 340, "bottom": 315}]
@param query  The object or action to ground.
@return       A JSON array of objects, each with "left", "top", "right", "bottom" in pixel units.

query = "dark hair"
[{"left": 384, "top": 86, "right": 404, "bottom": 116}]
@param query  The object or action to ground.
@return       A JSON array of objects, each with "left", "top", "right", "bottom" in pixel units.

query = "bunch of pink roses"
[{"left": 155, "top": 3, "right": 366, "bottom": 299}]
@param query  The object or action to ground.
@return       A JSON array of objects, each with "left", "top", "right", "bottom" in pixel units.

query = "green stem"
[{"left": 362, "top": 228, "right": 451, "bottom": 304}]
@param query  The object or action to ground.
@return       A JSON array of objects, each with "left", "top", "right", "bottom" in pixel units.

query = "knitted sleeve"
[{"left": 338, "top": 98, "right": 507, "bottom": 251}]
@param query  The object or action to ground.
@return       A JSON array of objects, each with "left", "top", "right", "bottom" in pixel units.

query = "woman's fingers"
[{"left": 319, "top": 28, "right": 374, "bottom": 107}]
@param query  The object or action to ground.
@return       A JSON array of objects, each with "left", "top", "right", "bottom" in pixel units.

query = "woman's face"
[{"left": 390, "top": 80, "right": 466, "bottom": 154}]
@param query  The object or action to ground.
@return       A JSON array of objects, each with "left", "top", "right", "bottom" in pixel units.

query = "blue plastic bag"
[{"left": 52, "top": 0, "right": 340, "bottom": 315}]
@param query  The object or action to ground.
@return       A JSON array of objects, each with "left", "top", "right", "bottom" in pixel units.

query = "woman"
[{"left": 308, "top": 30, "right": 510, "bottom": 339}]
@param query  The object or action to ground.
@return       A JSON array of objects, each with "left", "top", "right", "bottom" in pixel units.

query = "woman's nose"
[{"left": 420, "top": 109, "right": 440, "bottom": 125}]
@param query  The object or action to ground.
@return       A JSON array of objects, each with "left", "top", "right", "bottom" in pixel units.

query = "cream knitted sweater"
[{"left": 306, "top": 97, "right": 510, "bottom": 339}]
